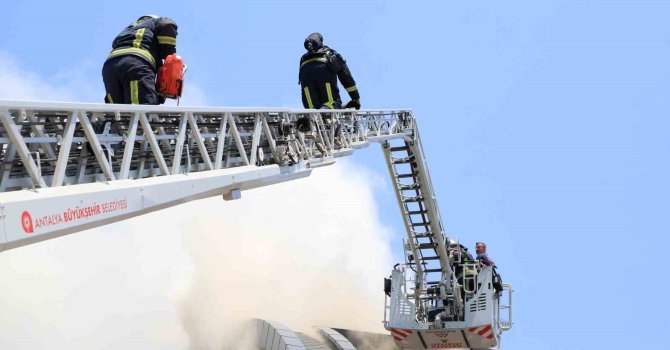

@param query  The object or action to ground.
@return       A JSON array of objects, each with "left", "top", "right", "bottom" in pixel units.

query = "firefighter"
[
  {"left": 449, "top": 241, "right": 477, "bottom": 299},
  {"left": 102, "top": 15, "right": 178, "bottom": 105},
  {"left": 299, "top": 33, "right": 360, "bottom": 110}
]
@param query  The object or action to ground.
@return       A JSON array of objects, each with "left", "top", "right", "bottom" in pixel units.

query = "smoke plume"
[
  {"left": 0, "top": 161, "right": 396, "bottom": 349},
  {"left": 178, "top": 162, "right": 394, "bottom": 349}
]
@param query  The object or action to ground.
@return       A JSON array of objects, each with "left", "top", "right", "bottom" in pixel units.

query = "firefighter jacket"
[
  {"left": 106, "top": 16, "right": 178, "bottom": 71},
  {"left": 299, "top": 46, "right": 360, "bottom": 101}
]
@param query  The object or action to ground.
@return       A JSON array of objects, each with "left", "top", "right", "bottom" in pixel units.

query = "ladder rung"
[
  {"left": 393, "top": 156, "right": 414, "bottom": 164},
  {"left": 417, "top": 243, "right": 436, "bottom": 249},
  {"left": 413, "top": 232, "right": 433, "bottom": 244},
  {"left": 422, "top": 256, "right": 440, "bottom": 261},
  {"left": 411, "top": 221, "right": 430, "bottom": 227},
  {"left": 408, "top": 210, "right": 428, "bottom": 215},
  {"left": 397, "top": 173, "right": 415, "bottom": 179},
  {"left": 390, "top": 146, "right": 409, "bottom": 152},
  {"left": 412, "top": 233, "right": 433, "bottom": 238},
  {"left": 424, "top": 268, "right": 442, "bottom": 273},
  {"left": 399, "top": 183, "right": 420, "bottom": 191},
  {"left": 403, "top": 196, "right": 423, "bottom": 203}
]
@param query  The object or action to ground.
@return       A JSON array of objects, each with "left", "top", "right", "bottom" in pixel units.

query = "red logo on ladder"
[
  {"left": 390, "top": 328, "right": 413, "bottom": 342},
  {"left": 467, "top": 324, "right": 494, "bottom": 340},
  {"left": 21, "top": 211, "right": 34, "bottom": 234}
]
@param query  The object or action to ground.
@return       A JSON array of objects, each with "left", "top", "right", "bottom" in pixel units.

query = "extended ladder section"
[
  {"left": 382, "top": 131, "right": 456, "bottom": 315},
  {"left": 0, "top": 100, "right": 413, "bottom": 252},
  {"left": 381, "top": 126, "right": 514, "bottom": 349}
]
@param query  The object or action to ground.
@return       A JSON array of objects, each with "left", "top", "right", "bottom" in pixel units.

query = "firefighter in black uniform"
[
  {"left": 102, "top": 15, "right": 178, "bottom": 105},
  {"left": 299, "top": 33, "right": 360, "bottom": 110}
]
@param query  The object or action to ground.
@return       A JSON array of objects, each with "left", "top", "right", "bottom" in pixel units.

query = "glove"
[
  {"left": 158, "top": 95, "right": 167, "bottom": 105},
  {"left": 344, "top": 99, "right": 361, "bottom": 110}
]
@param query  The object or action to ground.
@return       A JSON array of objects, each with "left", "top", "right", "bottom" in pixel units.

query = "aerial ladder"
[
  {"left": 382, "top": 132, "right": 513, "bottom": 349},
  {"left": 0, "top": 100, "right": 512, "bottom": 349}
]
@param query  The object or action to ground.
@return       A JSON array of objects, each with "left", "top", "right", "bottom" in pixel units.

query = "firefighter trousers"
[{"left": 102, "top": 55, "right": 161, "bottom": 105}]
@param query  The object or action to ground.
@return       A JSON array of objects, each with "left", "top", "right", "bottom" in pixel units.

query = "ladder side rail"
[{"left": 406, "top": 124, "right": 453, "bottom": 289}]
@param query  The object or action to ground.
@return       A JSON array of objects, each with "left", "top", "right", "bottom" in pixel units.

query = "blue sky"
[{"left": 1, "top": 0, "right": 669, "bottom": 349}]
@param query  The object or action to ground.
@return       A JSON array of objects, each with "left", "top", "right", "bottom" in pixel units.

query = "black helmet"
[
  {"left": 304, "top": 32, "right": 323, "bottom": 52},
  {"left": 137, "top": 14, "right": 159, "bottom": 21},
  {"left": 132, "top": 15, "right": 159, "bottom": 26}
]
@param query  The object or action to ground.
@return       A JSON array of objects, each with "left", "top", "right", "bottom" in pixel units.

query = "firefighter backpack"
[{"left": 157, "top": 54, "right": 185, "bottom": 100}]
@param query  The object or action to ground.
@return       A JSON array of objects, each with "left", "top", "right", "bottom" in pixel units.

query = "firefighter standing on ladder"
[
  {"left": 102, "top": 15, "right": 178, "bottom": 105},
  {"left": 299, "top": 33, "right": 361, "bottom": 110}
]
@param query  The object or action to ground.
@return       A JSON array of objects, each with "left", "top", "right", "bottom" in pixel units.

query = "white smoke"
[
  {"left": 0, "top": 162, "right": 394, "bottom": 349},
  {"left": 0, "top": 52, "right": 397, "bottom": 349},
  {"left": 178, "top": 162, "right": 393, "bottom": 349}
]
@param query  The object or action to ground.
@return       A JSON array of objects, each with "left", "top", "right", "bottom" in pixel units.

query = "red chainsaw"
[{"left": 156, "top": 53, "right": 186, "bottom": 104}]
